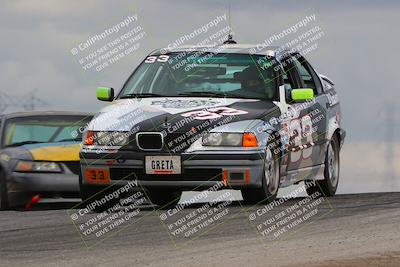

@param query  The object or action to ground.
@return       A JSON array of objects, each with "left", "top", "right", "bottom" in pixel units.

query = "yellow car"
[{"left": 0, "top": 111, "right": 92, "bottom": 210}]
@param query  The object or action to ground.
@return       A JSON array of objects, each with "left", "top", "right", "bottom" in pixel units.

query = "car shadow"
[
  {"left": 26, "top": 199, "right": 82, "bottom": 211},
  {"left": 22, "top": 197, "right": 296, "bottom": 212}
]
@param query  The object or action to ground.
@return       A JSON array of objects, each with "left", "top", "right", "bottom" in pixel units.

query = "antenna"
[
  {"left": 223, "top": 5, "right": 237, "bottom": 44},
  {"left": 228, "top": 5, "right": 231, "bottom": 31}
]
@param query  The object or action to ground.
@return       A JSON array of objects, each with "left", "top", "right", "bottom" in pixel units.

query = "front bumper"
[
  {"left": 8, "top": 172, "right": 79, "bottom": 194},
  {"left": 80, "top": 150, "right": 265, "bottom": 190}
]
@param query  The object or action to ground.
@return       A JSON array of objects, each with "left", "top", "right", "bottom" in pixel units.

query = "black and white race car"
[{"left": 79, "top": 44, "right": 345, "bottom": 208}]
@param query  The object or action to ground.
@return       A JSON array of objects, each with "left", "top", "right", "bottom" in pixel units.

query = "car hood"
[
  {"left": 2, "top": 141, "right": 81, "bottom": 161},
  {"left": 88, "top": 97, "right": 280, "bottom": 133}
]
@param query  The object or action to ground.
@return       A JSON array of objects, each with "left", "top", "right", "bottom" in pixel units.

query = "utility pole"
[
  {"left": 23, "top": 90, "right": 49, "bottom": 111},
  {"left": 0, "top": 92, "right": 22, "bottom": 113},
  {"left": 0, "top": 89, "right": 49, "bottom": 113},
  {"left": 385, "top": 104, "right": 396, "bottom": 189}
]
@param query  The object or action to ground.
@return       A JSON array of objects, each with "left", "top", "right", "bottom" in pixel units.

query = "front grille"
[
  {"left": 109, "top": 168, "right": 222, "bottom": 182},
  {"left": 63, "top": 161, "right": 80, "bottom": 175},
  {"left": 137, "top": 133, "right": 163, "bottom": 150}
]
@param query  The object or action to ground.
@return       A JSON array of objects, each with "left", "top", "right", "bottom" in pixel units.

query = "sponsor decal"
[
  {"left": 151, "top": 99, "right": 220, "bottom": 109},
  {"left": 327, "top": 92, "right": 339, "bottom": 106},
  {"left": 181, "top": 107, "right": 248, "bottom": 120}
]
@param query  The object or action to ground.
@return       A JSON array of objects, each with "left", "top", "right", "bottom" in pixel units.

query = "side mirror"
[
  {"left": 290, "top": 88, "right": 314, "bottom": 102},
  {"left": 96, "top": 87, "right": 114, "bottom": 102}
]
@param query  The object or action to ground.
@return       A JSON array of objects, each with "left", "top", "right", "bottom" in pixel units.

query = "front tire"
[
  {"left": 146, "top": 189, "right": 182, "bottom": 209},
  {"left": 80, "top": 184, "right": 121, "bottom": 212},
  {"left": 0, "top": 171, "right": 10, "bottom": 210},
  {"left": 79, "top": 173, "right": 120, "bottom": 212},
  {"left": 241, "top": 146, "right": 280, "bottom": 205},
  {"left": 306, "top": 135, "right": 340, "bottom": 197}
]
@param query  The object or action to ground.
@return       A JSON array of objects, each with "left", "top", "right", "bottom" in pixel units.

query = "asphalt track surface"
[{"left": 0, "top": 192, "right": 399, "bottom": 267}]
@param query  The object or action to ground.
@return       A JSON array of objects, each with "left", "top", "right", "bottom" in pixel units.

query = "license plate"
[
  {"left": 145, "top": 156, "right": 181, "bottom": 174},
  {"left": 85, "top": 168, "right": 110, "bottom": 184}
]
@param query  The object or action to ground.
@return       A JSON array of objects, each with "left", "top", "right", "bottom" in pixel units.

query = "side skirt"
[{"left": 279, "top": 164, "right": 325, "bottom": 187}]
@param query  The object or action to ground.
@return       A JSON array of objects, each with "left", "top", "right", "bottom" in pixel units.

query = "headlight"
[
  {"left": 84, "top": 131, "right": 129, "bottom": 146},
  {"left": 202, "top": 133, "right": 244, "bottom": 146},
  {"left": 94, "top": 131, "right": 110, "bottom": 146},
  {"left": 15, "top": 161, "right": 62, "bottom": 173},
  {"left": 225, "top": 133, "right": 243, "bottom": 146},
  {"left": 109, "top": 132, "right": 129, "bottom": 146}
]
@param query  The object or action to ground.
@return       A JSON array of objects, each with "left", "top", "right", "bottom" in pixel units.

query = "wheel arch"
[
  {"left": 0, "top": 161, "right": 9, "bottom": 178},
  {"left": 332, "top": 127, "right": 345, "bottom": 150}
]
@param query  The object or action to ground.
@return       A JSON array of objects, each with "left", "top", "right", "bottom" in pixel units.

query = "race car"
[
  {"left": 0, "top": 111, "right": 92, "bottom": 210},
  {"left": 79, "top": 44, "right": 345, "bottom": 208}
]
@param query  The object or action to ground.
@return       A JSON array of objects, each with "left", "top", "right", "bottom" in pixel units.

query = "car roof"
[
  {"left": 1, "top": 111, "right": 92, "bottom": 120},
  {"left": 150, "top": 44, "right": 287, "bottom": 56}
]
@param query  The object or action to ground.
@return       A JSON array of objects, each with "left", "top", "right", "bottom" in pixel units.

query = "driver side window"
[
  {"left": 281, "top": 58, "right": 299, "bottom": 102},
  {"left": 291, "top": 55, "right": 323, "bottom": 95}
]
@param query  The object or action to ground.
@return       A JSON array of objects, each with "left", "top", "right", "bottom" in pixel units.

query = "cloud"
[{"left": 0, "top": 0, "right": 399, "bottom": 144}]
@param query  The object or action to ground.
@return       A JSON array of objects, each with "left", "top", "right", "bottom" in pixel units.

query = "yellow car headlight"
[{"left": 14, "top": 161, "right": 62, "bottom": 173}]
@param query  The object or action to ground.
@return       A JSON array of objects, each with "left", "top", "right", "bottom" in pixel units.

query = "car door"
[
  {"left": 280, "top": 53, "right": 328, "bottom": 177},
  {"left": 289, "top": 53, "right": 329, "bottom": 169}
]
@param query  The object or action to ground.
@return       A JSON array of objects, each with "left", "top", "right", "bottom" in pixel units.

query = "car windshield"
[
  {"left": 118, "top": 52, "right": 278, "bottom": 100},
  {"left": 3, "top": 115, "right": 92, "bottom": 148}
]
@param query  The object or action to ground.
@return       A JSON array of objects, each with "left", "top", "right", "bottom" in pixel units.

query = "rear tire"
[
  {"left": 146, "top": 189, "right": 182, "bottom": 209},
  {"left": 0, "top": 171, "right": 10, "bottom": 210},
  {"left": 306, "top": 134, "right": 340, "bottom": 197},
  {"left": 242, "top": 145, "right": 280, "bottom": 205}
]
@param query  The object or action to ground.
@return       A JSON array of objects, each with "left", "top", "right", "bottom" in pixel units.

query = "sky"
[{"left": 0, "top": 0, "right": 399, "bottom": 193}]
